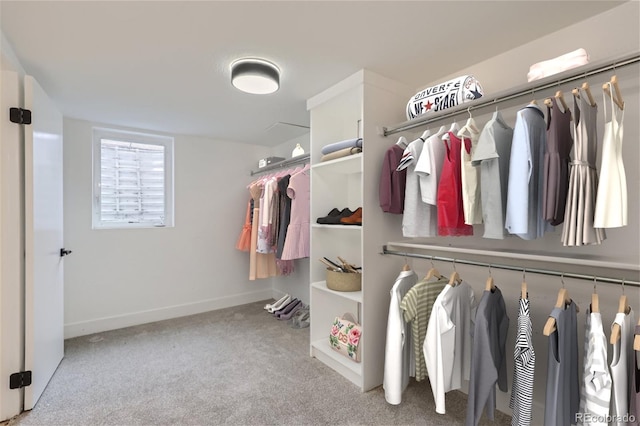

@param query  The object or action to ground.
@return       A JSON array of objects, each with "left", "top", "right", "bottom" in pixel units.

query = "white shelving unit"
[{"left": 307, "top": 70, "right": 412, "bottom": 391}]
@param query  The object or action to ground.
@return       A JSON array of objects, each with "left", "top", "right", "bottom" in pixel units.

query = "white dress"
[
  {"left": 594, "top": 83, "right": 627, "bottom": 228},
  {"left": 609, "top": 309, "right": 635, "bottom": 426}
]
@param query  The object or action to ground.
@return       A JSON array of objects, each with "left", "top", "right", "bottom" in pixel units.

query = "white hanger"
[
  {"left": 395, "top": 136, "right": 408, "bottom": 148},
  {"left": 442, "top": 122, "right": 459, "bottom": 141},
  {"left": 457, "top": 108, "right": 479, "bottom": 138},
  {"left": 420, "top": 129, "right": 431, "bottom": 140}
]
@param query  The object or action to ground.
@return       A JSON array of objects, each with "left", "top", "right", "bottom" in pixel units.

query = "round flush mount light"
[{"left": 231, "top": 58, "right": 280, "bottom": 94}]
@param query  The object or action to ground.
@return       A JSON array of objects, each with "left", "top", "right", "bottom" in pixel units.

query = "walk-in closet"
[{"left": 0, "top": 1, "right": 638, "bottom": 425}]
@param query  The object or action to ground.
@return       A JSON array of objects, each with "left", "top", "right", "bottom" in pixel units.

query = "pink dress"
[{"left": 281, "top": 165, "right": 310, "bottom": 260}]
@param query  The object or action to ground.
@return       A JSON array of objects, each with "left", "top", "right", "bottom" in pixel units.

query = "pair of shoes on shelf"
[
  {"left": 291, "top": 306, "right": 310, "bottom": 328},
  {"left": 265, "top": 295, "right": 291, "bottom": 313},
  {"left": 316, "top": 208, "right": 353, "bottom": 224},
  {"left": 340, "top": 207, "right": 362, "bottom": 226}
]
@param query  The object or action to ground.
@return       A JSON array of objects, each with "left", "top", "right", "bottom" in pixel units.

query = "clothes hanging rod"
[
  {"left": 382, "top": 51, "right": 640, "bottom": 136},
  {"left": 250, "top": 153, "right": 310, "bottom": 176},
  {"left": 381, "top": 246, "right": 640, "bottom": 288}
]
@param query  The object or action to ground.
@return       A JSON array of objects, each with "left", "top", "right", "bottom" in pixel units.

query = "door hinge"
[
  {"left": 9, "top": 107, "right": 32, "bottom": 125},
  {"left": 9, "top": 371, "right": 32, "bottom": 389}
]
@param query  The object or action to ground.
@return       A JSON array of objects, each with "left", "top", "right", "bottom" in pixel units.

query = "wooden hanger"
[
  {"left": 591, "top": 278, "right": 599, "bottom": 313},
  {"left": 521, "top": 281, "right": 527, "bottom": 299},
  {"left": 424, "top": 260, "right": 443, "bottom": 281},
  {"left": 544, "top": 97, "right": 553, "bottom": 107},
  {"left": 603, "top": 75, "right": 624, "bottom": 110},
  {"left": 448, "top": 260, "right": 460, "bottom": 287},
  {"left": 610, "top": 293, "right": 630, "bottom": 345},
  {"left": 634, "top": 317, "right": 640, "bottom": 351},
  {"left": 485, "top": 265, "right": 495, "bottom": 291},
  {"left": 543, "top": 278, "right": 578, "bottom": 336},
  {"left": 572, "top": 82, "right": 596, "bottom": 106},
  {"left": 555, "top": 90, "right": 569, "bottom": 111}
]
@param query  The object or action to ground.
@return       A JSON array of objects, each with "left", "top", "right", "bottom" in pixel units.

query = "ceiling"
[{"left": 0, "top": 1, "right": 624, "bottom": 146}]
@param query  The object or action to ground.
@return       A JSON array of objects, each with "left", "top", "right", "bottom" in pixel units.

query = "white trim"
[{"left": 63, "top": 289, "right": 272, "bottom": 339}]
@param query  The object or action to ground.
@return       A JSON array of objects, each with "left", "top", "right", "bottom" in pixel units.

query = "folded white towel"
[{"left": 527, "top": 48, "right": 590, "bottom": 82}]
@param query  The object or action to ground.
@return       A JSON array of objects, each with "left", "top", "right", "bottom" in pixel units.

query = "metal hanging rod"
[
  {"left": 382, "top": 246, "right": 640, "bottom": 288},
  {"left": 383, "top": 51, "right": 640, "bottom": 136},
  {"left": 250, "top": 153, "right": 310, "bottom": 176}
]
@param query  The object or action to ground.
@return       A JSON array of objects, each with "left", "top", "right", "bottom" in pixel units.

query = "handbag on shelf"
[{"left": 329, "top": 313, "right": 361, "bottom": 362}]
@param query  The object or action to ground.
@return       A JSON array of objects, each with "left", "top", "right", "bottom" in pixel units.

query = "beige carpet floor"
[{"left": 7, "top": 300, "right": 511, "bottom": 426}]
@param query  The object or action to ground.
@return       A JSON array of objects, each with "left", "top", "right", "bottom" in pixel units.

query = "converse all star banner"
[{"left": 406, "top": 75, "right": 484, "bottom": 120}]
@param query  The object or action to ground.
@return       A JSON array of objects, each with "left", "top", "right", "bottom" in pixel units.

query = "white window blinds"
[{"left": 93, "top": 128, "right": 174, "bottom": 229}]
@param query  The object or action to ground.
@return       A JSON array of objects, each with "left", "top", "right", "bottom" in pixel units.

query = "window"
[{"left": 92, "top": 128, "right": 174, "bottom": 229}]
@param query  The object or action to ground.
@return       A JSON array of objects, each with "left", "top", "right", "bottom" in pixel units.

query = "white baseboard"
[{"left": 64, "top": 289, "right": 273, "bottom": 339}]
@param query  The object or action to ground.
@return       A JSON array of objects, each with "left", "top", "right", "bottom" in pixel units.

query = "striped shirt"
[
  {"left": 579, "top": 309, "right": 611, "bottom": 425},
  {"left": 510, "top": 297, "right": 535, "bottom": 426},
  {"left": 400, "top": 278, "right": 447, "bottom": 381}
]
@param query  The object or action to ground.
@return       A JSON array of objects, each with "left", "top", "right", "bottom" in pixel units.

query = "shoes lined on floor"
[
  {"left": 263, "top": 295, "right": 309, "bottom": 327},
  {"left": 316, "top": 207, "right": 361, "bottom": 226}
]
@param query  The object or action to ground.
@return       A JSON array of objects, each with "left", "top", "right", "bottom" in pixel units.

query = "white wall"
[
  {"left": 387, "top": 2, "right": 640, "bottom": 423},
  {"left": 63, "top": 118, "right": 273, "bottom": 338}
]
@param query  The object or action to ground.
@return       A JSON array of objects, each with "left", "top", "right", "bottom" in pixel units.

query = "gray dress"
[
  {"left": 543, "top": 97, "right": 573, "bottom": 225},
  {"left": 544, "top": 301, "right": 579, "bottom": 426},
  {"left": 465, "top": 287, "right": 509, "bottom": 426},
  {"left": 561, "top": 93, "right": 606, "bottom": 246}
]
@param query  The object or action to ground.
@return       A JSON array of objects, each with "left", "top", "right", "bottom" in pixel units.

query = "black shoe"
[
  {"left": 322, "top": 208, "right": 354, "bottom": 225},
  {"left": 316, "top": 208, "right": 342, "bottom": 224}
]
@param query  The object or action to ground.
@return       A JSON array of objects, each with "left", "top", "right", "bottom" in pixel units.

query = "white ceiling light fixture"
[{"left": 231, "top": 58, "right": 280, "bottom": 95}]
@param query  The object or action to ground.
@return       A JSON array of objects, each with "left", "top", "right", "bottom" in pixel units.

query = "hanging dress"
[
  {"left": 235, "top": 200, "right": 252, "bottom": 252},
  {"left": 561, "top": 93, "right": 605, "bottom": 246},
  {"left": 281, "top": 165, "right": 310, "bottom": 260},
  {"left": 594, "top": 83, "right": 627, "bottom": 228},
  {"left": 275, "top": 174, "right": 292, "bottom": 259},
  {"left": 437, "top": 132, "right": 473, "bottom": 236},
  {"left": 543, "top": 97, "right": 573, "bottom": 226},
  {"left": 459, "top": 125, "right": 482, "bottom": 225},
  {"left": 249, "top": 181, "right": 277, "bottom": 280}
]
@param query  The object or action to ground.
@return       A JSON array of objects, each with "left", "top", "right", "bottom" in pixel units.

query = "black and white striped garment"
[
  {"left": 510, "top": 297, "right": 535, "bottom": 426},
  {"left": 578, "top": 308, "right": 611, "bottom": 425}
]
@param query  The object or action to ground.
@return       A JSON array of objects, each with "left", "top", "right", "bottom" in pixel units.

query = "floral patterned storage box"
[{"left": 329, "top": 313, "right": 361, "bottom": 362}]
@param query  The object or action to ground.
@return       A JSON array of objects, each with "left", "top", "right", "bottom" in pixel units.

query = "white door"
[
  {"left": 23, "top": 75, "right": 65, "bottom": 410},
  {"left": 0, "top": 70, "right": 25, "bottom": 420}
]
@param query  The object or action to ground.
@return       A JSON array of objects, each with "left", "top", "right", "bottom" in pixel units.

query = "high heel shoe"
[
  {"left": 267, "top": 295, "right": 291, "bottom": 313},
  {"left": 264, "top": 294, "right": 289, "bottom": 311},
  {"left": 278, "top": 301, "right": 304, "bottom": 320},
  {"left": 273, "top": 299, "right": 299, "bottom": 317}
]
